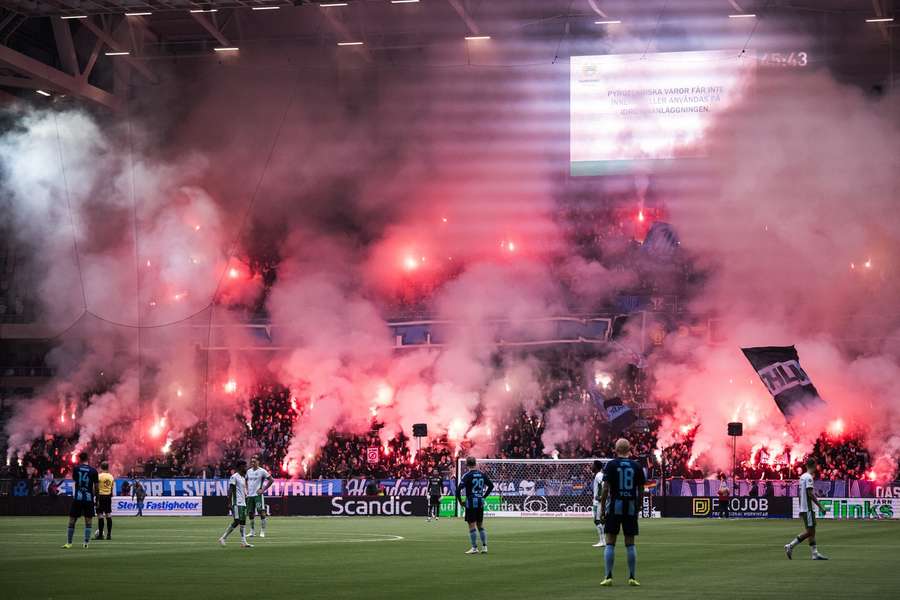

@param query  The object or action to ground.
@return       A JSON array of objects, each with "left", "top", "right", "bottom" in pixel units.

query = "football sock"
[
  {"left": 469, "top": 530, "right": 478, "bottom": 548},
  {"left": 222, "top": 523, "right": 235, "bottom": 539},
  {"left": 98, "top": 519, "right": 105, "bottom": 536},
  {"left": 596, "top": 524, "right": 604, "bottom": 541},
  {"left": 106, "top": 518, "right": 112, "bottom": 535},
  {"left": 788, "top": 537, "right": 800, "bottom": 549},
  {"left": 479, "top": 528, "right": 487, "bottom": 546},
  {"left": 83, "top": 526, "right": 91, "bottom": 544},
  {"left": 249, "top": 518, "right": 255, "bottom": 534},
  {"left": 239, "top": 525, "right": 246, "bottom": 543},
  {"left": 604, "top": 544, "right": 615, "bottom": 578},
  {"left": 261, "top": 517, "right": 267, "bottom": 534},
  {"left": 67, "top": 526, "right": 74, "bottom": 544},
  {"left": 626, "top": 545, "right": 637, "bottom": 579}
]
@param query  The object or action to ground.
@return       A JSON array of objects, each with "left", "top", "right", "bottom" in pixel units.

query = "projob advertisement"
[{"left": 792, "top": 498, "right": 899, "bottom": 520}]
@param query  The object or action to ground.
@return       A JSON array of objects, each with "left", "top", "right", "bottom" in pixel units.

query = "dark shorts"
[
  {"left": 97, "top": 495, "right": 112, "bottom": 514},
  {"left": 800, "top": 511, "right": 816, "bottom": 529},
  {"left": 430, "top": 495, "right": 440, "bottom": 505},
  {"left": 69, "top": 499, "right": 96, "bottom": 519},
  {"left": 465, "top": 506, "right": 484, "bottom": 524},
  {"left": 605, "top": 513, "right": 639, "bottom": 537}
]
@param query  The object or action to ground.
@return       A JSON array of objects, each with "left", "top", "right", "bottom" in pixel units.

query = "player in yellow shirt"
[{"left": 95, "top": 461, "right": 115, "bottom": 540}]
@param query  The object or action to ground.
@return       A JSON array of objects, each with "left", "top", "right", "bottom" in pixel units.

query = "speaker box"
[
  {"left": 412, "top": 423, "right": 428, "bottom": 437},
  {"left": 727, "top": 422, "right": 743, "bottom": 437}
]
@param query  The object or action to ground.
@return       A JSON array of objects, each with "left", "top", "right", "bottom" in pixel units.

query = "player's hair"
[
  {"left": 100, "top": 461, "right": 109, "bottom": 470},
  {"left": 592, "top": 459, "right": 603, "bottom": 472},
  {"left": 805, "top": 457, "right": 817, "bottom": 469},
  {"left": 77, "top": 451, "right": 89, "bottom": 463},
  {"left": 236, "top": 460, "right": 248, "bottom": 470},
  {"left": 466, "top": 456, "right": 476, "bottom": 467}
]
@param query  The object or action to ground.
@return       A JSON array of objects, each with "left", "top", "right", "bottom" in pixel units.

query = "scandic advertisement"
[
  {"left": 792, "top": 498, "right": 899, "bottom": 520},
  {"left": 111, "top": 496, "right": 203, "bottom": 516}
]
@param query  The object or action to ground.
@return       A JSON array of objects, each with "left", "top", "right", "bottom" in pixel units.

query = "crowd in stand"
[{"left": 1, "top": 373, "right": 885, "bottom": 488}]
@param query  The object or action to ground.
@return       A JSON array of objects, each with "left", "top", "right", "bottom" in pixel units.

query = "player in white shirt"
[
  {"left": 218, "top": 460, "right": 253, "bottom": 548},
  {"left": 246, "top": 456, "right": 274, "bottom": 538},
  {"left": 591, "top": 459, "right": 606, "bottom": 547},
  {"left": 785, "top": 457, "right": 828, "bottom": 560}
]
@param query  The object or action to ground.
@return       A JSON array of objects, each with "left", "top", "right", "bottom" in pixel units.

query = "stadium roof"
[{"left": 0, "top": 0, "right": 895, "bottom": 109}]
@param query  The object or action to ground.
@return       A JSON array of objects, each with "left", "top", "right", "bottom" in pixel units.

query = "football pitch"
[{"left": 1, "top": 517, "right": 897, "bottom": 599}]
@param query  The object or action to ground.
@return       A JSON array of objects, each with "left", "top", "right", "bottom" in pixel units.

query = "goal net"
[{"left": 455, "top": 458, "right": 610, "bottom": 518}]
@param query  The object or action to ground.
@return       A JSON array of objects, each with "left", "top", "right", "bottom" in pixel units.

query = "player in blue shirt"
[
  {"left": 62, "top": 452, "right": 99, "bottom": 549},
  {"left": 456, "top": 456, "right": 494, "bottom": 554},
  {"left": 598, "top": 438, "right": 646, "bottom": 587}
]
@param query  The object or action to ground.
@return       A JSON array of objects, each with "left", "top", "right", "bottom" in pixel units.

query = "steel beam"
[
  {"left": 50, "top": 17, "right": 80, "bottom": 76},
  {"left": 80, "top": 16, "right": 157, "bottom": 83},
  {"left": 0, "top": 43, "right": 121, "bottom": 109}
]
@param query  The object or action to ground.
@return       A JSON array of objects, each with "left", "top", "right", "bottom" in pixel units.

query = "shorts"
[
  {"left": 800, "top": 511, "right": 816, "bottom": 529},
  {"left": 605, "top": 514, "right": 639, "bottom": 537},
  {"left": 231, "top": 505, "right": 247, "bottom": 524},
  {"left": 69, "top": 499, "right": 96, "bottom": 519},
  {"left": 247, "top": 494, "right": 266, "bottom": 517},
  {"left": 465, "top": 506, "right": 484, "bottom": 524},
  {"left": 97, "top": 495, "right": 112, "bottom": 514}
]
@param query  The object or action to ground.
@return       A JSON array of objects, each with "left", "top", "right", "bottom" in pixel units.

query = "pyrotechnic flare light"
[
  {"left": 594, "top": 372, "right": 612, "bottom": 389},
  {"left": 864, "top": 259, "right": 872, "bottom": 269},
  {"left": 71, "top": 451, "right": 78, "bottom": 463},
  {"left": 867, "top": 470, "right": 877, "bottom": 481},
  {"left": 194, "top": 225, "right": 201, "bottom": 231},
  {"left": 224, "top": 379, "right": 237, "bottom": 394},
  {"left": 638, "top": 209, "right": 645, "bottom": 222},
  {"left": 149, "top": 417, "right": 167, "bottom": 438},
  {"left": 173, "top": 292, "right": 186, "bottom": 301},
  {"left": 161, "top": 438, "right": 172, "bottom": 454},
  {"left": 504, "top": 380, "right": 511, "bottom": 393},
  {"left": 403, "top": 256, "right": 420, "bottom": 271},
  {"left": 441, "top": 217, "right": 448, "bottom": 223},
  {"left": 375, "top": 383, "right": 393, "bottom": 406},
  {"left": 228, "top": 268, "right": 239, "bottom": 279},
  {"left": 290, "top": 397, "right": 298, "bottom": 412},
  {"left": 176, "top": 388, "right": 183, "bottom": 398},
  {"left": 828, "top": 418, "right": 845, "bottom": 437}
]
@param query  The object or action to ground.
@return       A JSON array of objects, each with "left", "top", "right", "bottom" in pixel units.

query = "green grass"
[{"left": 1, "top": 516, "right": 898, "bottom": 599}]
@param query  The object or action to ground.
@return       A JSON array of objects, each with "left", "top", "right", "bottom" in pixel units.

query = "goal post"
[{"left": 455, "top": 458, "right": 611, "bottom": 518}]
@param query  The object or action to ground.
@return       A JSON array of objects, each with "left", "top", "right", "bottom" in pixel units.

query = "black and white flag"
[{"left": 741, "top": 345, "right": 826, "bottom": 417}]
